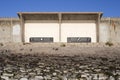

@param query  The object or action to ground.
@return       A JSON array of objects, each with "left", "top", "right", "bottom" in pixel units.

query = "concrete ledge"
[{"left": 0, "top": 42, "right": 120, "bottom": 56}]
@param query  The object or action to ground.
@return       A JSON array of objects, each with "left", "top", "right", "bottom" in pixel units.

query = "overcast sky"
[{"left": 0, "top": 0, "right": 120, "bottom": 17}]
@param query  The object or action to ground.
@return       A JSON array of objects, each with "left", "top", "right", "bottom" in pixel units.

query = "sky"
[{"left": 0, "top": 0, "right": 120, "bottom": 17}]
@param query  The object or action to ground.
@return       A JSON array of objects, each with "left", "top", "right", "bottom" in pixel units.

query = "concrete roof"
[
  {"left": 18, "top": 12, "right": 103, "bottom": 15},
  {"left": 18, "top": 12, "right": 103, "bottom": 20}
]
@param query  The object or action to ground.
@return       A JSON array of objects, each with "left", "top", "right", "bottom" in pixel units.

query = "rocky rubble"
[{"left": 0, "top": 52, "right": 120, "bottom": 80}]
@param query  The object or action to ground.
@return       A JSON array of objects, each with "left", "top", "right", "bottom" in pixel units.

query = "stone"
[
  {"left": 63, "top": 70, "right": 68, "bottom": 74},
  {"left": 2, "top": 73, "right": 14, "bottom": 77},
  {"left": 0, "top": 70, "right": 3, "bottom": 73},
  {"left": 43, "top": 69, "right": 50, "bottom": 73},
  {"left": 0, "top": 66, "right": 3, "bottom": 70},
  {"left": 52, "top": 77, "right": 59, "bottom": 80},
  {"left": 94, "top": 69, "right": 101, "bottom": 72},
  {"left": 1, "top": 76, "right": 9, "bottom": 80},
  {"left": 53, "top": 72, "right": 57, "bottom": 76},
  {"left": 46, "top": 67, "right": 50, "bottom": 70},
  {"left": 36, "top": 70, "right": 41, "bottom": 75},
  {"left": 14, "top": 73, "right": 25, "bottom": 79},
  {"left": 29, "top": 78, "right": 35, "bottom": 80},
  {"left": 19, "top": 77, "right": 28, "bottom": 80},
  {"left": 1, "top": 50, "right": 120, "bottom": 80},
  {"left": 26, "top": 69, "right": 33, "bottom": 72},
  {"left": 4, "top": 66, "right": 12, "bottom": 71},
  {"left": 29, "top": 72, "right": 36, "bottom": 76},
  {"left": 20, "top": 68, "right": 26, "bottom": 73},
  {"left": 44, "top": 75, "right": 51, "bottom": 80},
  {"left": 63, "top": 76, "right": 67, "bottom": 80},
  {"left": 109, "top": 76, "right": 115, "bottom": 80},
  {"left": 35, "top": 76, "right": 44, "bottom": 80}
]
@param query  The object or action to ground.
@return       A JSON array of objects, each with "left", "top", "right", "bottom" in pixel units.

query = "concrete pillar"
[
  {"left": 96, "top": 13, "right": 101, "bottom": 42},
  {"left": 19, "top": 13, "right": 25, "bottom": 42},
  {"left": 58, "top": 13, "right": 62, "bottom": 42}
]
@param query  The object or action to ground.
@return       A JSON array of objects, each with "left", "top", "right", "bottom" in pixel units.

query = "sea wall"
[{"left": 0, "top": 17, "right": 120, "bottom": 43}]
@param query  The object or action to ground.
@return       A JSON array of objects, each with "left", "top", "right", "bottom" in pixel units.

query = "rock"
[
  {"left": 1, "top": 76, "right": 9, "bottom": 80},
  {"left": 63, "top": 76, "right": 68, "bottom": 80},
  {"left": 29, "top": 78, "right": 35, "bottom": 80},
  {"left": 0, "top": 52, "right": 120, "bottom": 80},
  {"left": 20, "top": 68, "right": 26, "bottom": 73},
  {"left": 4, "top": 66, "right": 13, "bottom": 73},
  {"left": 19, "top": 77, "right": 28, "bottom": 80},
  {"left": 52, "top": 77, "right": 59, "bottom": 80},
  {"left": 109, "top": 76, "right": 115, "bottom": 80},
  {"left": 43, "top": 69, "right": 50, "bottom": 73},
  {"left": 0, "top": 66, "right": 3, "bottom": 70},
  {"left": 53, "top": 72, "right": 57, "bottom": 76},
  {"left": 2, "top": 72, "right": 14, "bottom": 77},
  {"left": 0, "top": 70, "right": 3, "bottom": 73},
  {"left": 46, "top": 67, "right": 50, "bottom": 70},
  {"left": 14, "top": 73, "right": 25, "bottom": 79},
  {"left": 26, "top": 69, "right": 33, "bottom": 72},
  {"left": 28, "top": 72, "right": 36, "bottom": 77},
  {"left": 63, "top": 70, "right": 68, "bottom": 74},
  {"left": 35, "top": 76, "right": 44, "bottom": 80},
  {"left": 44, "top": 75, "right": 51, "bottom": 80}
]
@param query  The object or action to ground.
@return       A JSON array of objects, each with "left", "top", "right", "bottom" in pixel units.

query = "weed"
[
  {"left": 105, "top": 41, "right": 113, "bottom": 46},
  {"left": 60, "top": 43, "right": 66, "bottom": 47},
  {"left": 53, "top": 48, "right": 59, "bottom": 51},
  {"left": 0, "top": 43, "right": 3, "bottom": 46}
]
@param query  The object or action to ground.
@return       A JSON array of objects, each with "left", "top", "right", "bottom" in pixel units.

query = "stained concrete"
[
  {"left": 0, "top": 17, "right": 120, "bottom": 43},
  {"left": 0, "top": 18, "right": 21, "bottom": 42},
  {"left": 100, "top": 18, "right": 120, "bottom": 42}
]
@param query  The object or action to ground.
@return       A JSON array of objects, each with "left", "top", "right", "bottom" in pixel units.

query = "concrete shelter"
[
  {"left": 1, "top": 12, "right": 120, "bottom": 43},
  {"left": 18, "top": 12, "right": 102, "bottom": 43}
]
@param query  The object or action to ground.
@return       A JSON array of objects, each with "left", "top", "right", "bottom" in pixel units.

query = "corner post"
[
  {"left": 58, "top": 13, "right": 62, "bottom": 42},
  {"left": 96, "top": 13, "right": 101, "bottom": 42},
  {"left": 10, "top": 18, "right": 13, "bottom": 42},
  {"left": 19, "top": 13, "right": 25, "bottom": 42}
]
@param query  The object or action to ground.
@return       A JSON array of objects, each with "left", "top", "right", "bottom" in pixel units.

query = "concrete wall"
[
  {"left": 0, "top": 20, "right": 12, "bottom": 42},
  {"left": 100, "top": 18, "right": 120, "bottom": 42},
  {"left": 24, "top": 20, "right": 96, "bottom": 42},
  {"left": 13, "top": 24, "right": 21, "bottom": 42},
  {"left": 0, "top": 17, "right": 120, "bottom": 43},
  {"left": 0, "top": 18, "right": 21, "bottom": 42},
  {"left": 61, "top": 21, "right": 96, "bottom": 42},
  {"left": 25, "top": 22, "right": 59, "bottom": 42}
]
